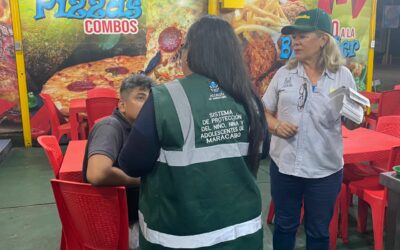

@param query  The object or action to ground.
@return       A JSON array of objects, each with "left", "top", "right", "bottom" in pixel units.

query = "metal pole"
[
  {"left": 9, "top": 0, "right": 31, "bottom": 147},
  {"left": 365, "top": 0, "right": 378, "bottom": 93}
]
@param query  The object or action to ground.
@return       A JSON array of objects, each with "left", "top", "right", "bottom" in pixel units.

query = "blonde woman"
[{"left": 262, "top": 8, "right": 359, "bottom": 250}]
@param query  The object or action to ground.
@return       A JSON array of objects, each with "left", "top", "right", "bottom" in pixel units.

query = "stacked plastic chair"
[
  {"left": 375, "top": 115, "right": 400, "bottom": 138},
  {"left": 347, "top": 146, "right": 400, "bottom": 250},
  {"left": 87, "top": 87, "right": 117, "bottom": 99},
  {"left": 341, "top": 146, "right": 400, "bottom": 250},
  {"left": 86, "top": 88, "right": 119, "bottom": 130},
  {"left": 37, "top": 135, "right": 66, "bottom": 249},
  {"left": 30, "top": 103, "right": 51, "bottom": 139},
  {"left": 39, "top": 134, "right": 131, "bottom": 249},
  {"left": 365, "top": 90, "right": 400, "bottom": 129},
  {"left": 40, "top": 93, "right": 87, "bottom": 142},
  {"left": 37, "top": 135, "right": 64, "bottom": 178},
  {"left": 341, "top": 116, "right": 400, "bottom": 243},
  {"left": 343, "top": 116, "right": 400, "bottom": 186}
]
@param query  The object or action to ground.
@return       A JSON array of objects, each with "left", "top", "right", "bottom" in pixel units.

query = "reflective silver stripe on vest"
[
  {"left": 157, "top": 80, "right": 249, "bottom": 166},
  {"left": 139, "top": 211, "right": 262, "bottom": 249}
]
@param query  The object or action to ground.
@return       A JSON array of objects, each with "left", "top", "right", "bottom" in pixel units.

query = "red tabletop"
[
  {"left": 343, "top": 128, "right": 400, "bottom": 164},
  {"left": 69, "top": 99, "right": 87, "bottom": 140},
  {"left": 342, "top": 126, "right": 376, "bottom": 138},
  {"left": 59, "top": 140, "right": 87, "bottom": 182}
]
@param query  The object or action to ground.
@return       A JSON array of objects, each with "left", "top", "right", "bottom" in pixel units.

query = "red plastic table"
[{"left": 343, "top": 128, "right": 400, "bottom": 164}]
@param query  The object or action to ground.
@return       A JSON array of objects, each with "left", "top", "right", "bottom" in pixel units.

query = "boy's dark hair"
[{"left": 120, "top": 74, "right": 154, "bottom": 98}]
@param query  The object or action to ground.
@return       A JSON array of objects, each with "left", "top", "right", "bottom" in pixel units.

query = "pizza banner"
[
  {"left": 320, "top": 0, "right": 372, "bottom": 91},
  {"left": 6, "top": 0, "right": 373, "bottom": 138},
  {"left": 0, "top": 0, "right": 21, "bottom": 135},
  {"left": 19, "top": 0, "right": 147, "bottom": 115},
  {"left": 225, "top": 0, "right": 372, "bottom": 93}
]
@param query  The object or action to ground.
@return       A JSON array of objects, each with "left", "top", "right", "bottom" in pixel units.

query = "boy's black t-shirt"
[{"left": 82, "top": 109, "right": 139, "bottom": 223}]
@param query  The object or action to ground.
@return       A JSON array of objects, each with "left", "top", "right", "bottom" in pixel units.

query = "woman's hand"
[
  {"left": 265, "top": 110, "right": 298, "bottom": 138},
  {"left": 274, "top": 121, "right": 299, "bottom": 138}
]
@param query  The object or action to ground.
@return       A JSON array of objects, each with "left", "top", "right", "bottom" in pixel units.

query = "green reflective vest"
[{"left": 139, "top": 74, "right": 263, "bottom": 249}]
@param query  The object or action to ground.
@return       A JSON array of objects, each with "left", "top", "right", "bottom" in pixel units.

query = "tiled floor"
[{"left": 0, "top": 147, "right": 374, "bottom": 249}]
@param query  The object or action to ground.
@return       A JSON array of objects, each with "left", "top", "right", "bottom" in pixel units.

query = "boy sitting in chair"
[{"left": 82, "top": 74, "right": 154, "bottom": 249}]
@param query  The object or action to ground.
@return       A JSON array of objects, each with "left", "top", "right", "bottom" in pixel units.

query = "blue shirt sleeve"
[{"left": 118, "top": 93, "right": 160, "bottom": 177}]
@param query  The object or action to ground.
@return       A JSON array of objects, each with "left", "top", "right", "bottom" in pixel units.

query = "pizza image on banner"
[
  {"left": 0, "top": 19, "right": 18, "bottom": 122},
  {"left": 41, "top": 55, "right": 146, "bottom": 115},
  {"left": 144, "top": 0, "right": 207, "bottom": 83}
]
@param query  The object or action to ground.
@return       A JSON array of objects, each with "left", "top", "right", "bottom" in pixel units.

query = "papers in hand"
[{"left": 328, "top": 86, "right": 370, "bottom": 125}]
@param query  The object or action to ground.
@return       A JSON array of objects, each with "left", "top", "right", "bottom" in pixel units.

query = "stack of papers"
[{"left": 328, "top": 86, "right": 370, "bottom": 124}]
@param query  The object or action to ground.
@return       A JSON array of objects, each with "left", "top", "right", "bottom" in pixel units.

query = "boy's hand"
[{"left": 127, "top": 177, "right": 140, "bottom": 187}]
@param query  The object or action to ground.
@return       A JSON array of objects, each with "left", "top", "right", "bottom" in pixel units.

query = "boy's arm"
[
  {"left": 119, "top": 95, "right": 160, "bottom": 177},
  {"left": 87, "top": 154, "right": 140, "bottom": 187}
]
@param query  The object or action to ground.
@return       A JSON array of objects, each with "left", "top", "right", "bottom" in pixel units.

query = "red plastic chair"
[
  {"left": 344, "top": 116, "right": 400, "bottom": 181},
  {"left": 37, "top": 135, "right": 63, "bottom": 178},
  {"left": 365, "top": 90, "right": 400, "bottom": 129},
  {"left": 50, "top": 179, "right": 129, "bottom": 250},
  {"left": 341, "top": 118, "right": 400, "bottom": 241},
  {"left": 40, "top": 93, "right": 87, "bottom": 142},
  {"left": 87, "top": 88, "right": 117, "bottom": 98},
  {"left": 375, "top": 115, "right": 400, "bottom": 138},
  {"left": 345, "top": 146, "right": 400, "bottom": 250},
  {"left": 86, "top": 97, "right": 119, "bottom": 130},
  {"left": 343, "top": 116, "right": 400, "bottom": 203},
  {"left": 37, "top": 135, "right": 66, "bottom": 250},
  {"left": 30, "top": 104, "right": 51, "bottom": 139},
  {"left": 367, "top": 116, "right": 400, "bottom": 171},
  {"left": 94, "top": 116, "right": 109, "bottom": 125}
]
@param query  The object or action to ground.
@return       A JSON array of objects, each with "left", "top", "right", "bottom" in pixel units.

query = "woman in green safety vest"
[{"left": 119, "top": 15, "right": 268, "bottom": 249}]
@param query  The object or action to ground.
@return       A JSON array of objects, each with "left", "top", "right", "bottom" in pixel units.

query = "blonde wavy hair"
[{"left": 287, "top": 31, "right": 345, "bottom": 73}]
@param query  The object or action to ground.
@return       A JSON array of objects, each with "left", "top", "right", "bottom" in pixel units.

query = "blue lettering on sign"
[
  {"left": 335, "top": 36, "right": 360, "bottom": 58},
  {"left": 34, "top": 0, "right": 142, "bottom": 20},
  {"left": 278, "top": 35, "right": 360, "bottom": 59},
  {"left": 35, "top": 0, "right": 57, "bottom": 19},
  {"left": 86, "top": 0, "right": 106, "bottom": 18},
  {"left": 279, "top": 36, "right": 292, "bottom": 59}
]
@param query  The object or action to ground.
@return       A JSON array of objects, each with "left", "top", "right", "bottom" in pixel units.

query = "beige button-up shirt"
[{"left": 263, "top": 63, "right": 356, "bottom": 178}]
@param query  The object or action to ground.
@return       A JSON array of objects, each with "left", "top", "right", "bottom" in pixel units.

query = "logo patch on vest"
[{"left": 209, "top": 81, "right": 226, "bottom": 101}]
